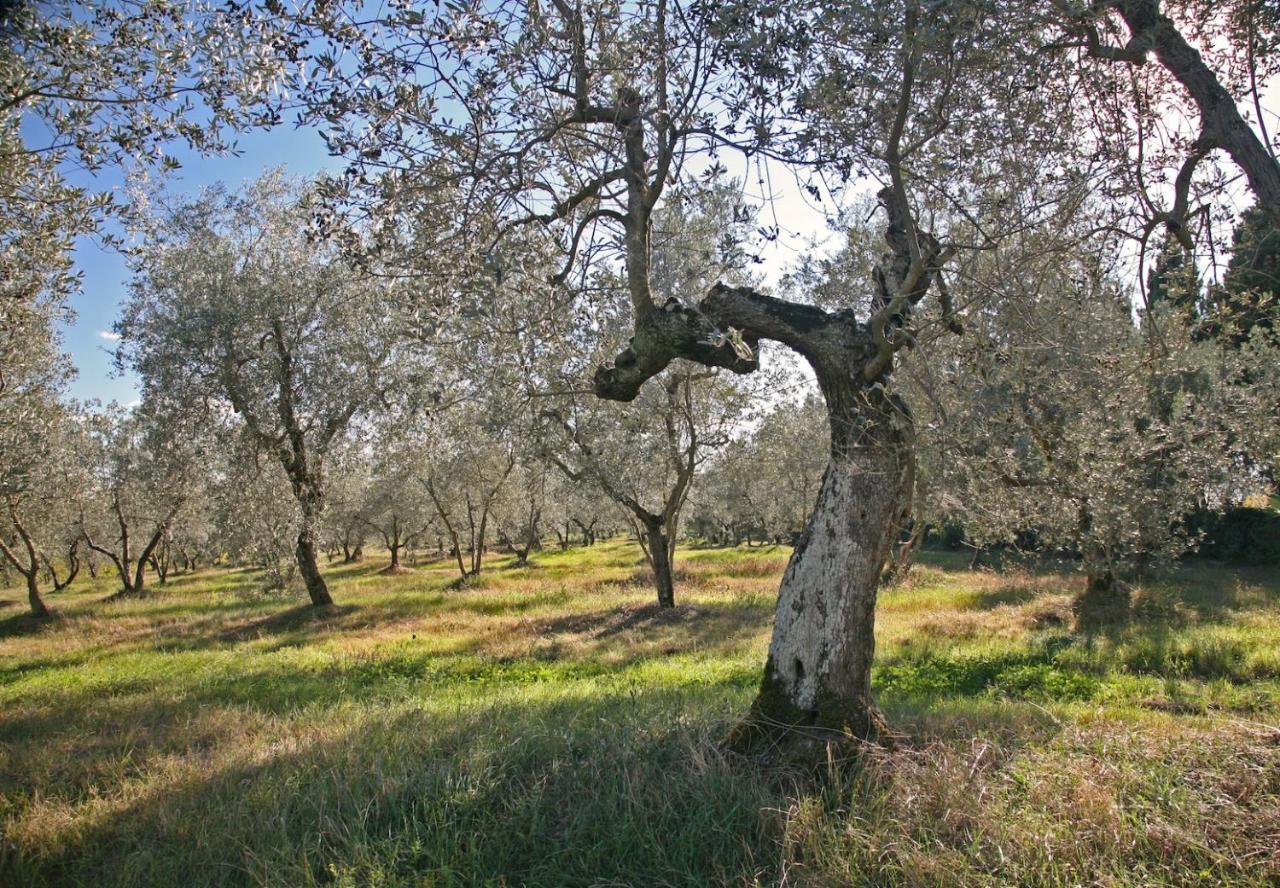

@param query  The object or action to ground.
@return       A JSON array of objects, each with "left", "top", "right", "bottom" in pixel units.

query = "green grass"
[{"left": 2, "top": 542, "right": 1279, "bottom": 886}]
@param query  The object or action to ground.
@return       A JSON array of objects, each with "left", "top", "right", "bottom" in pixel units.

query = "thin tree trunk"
[
  {"left": 426, "top": 481, "right": 470, "bottom": 581},
  {"left": 380, "top": 515, "right": 409, "bottom": 573},
  {"left": 0, "top": 518, "right": 52, "bottom": 618},
  {"left": 26, "top": 573, "right": 51, "bottom": 619},
  {"left": 296, "top": 527, "right": 333, "bottom": 606},
  {"left": 41, "top": 539, "right": 81, "bottom": 593},
  {"left": 631, "top": 513, "right": 676, "bottom": 608},
  {"left": 472, "top": 500, "right": 493, "bottom": 576},
  {"left": 880, "top": 516, "right": 924, "bottom": 587},
  {"left": 124, "top": 506, "right": 181, "bottom": 600}
]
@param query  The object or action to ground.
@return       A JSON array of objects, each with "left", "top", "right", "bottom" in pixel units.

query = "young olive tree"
[
  {"left": 80, "top": 405, "right": 203, "bottom": 599},
  {"left": 491, "top": 453, "right": 554, "bottom": 567},
  {"left": 919, "top": 273, "right": 1279, "bottom": 604},
  {"left": 319, "top": 438, "right": 373, "bottom": 564},
  {"left": 0, "top": 403, "right": 87, "bottom": 618},
  {"left": 358, "top": 428, "right": 436, "bottom": 574},
  {"left": 0, "top": 230, "right": 82, "bottom": 617},
  {"left": 118, "top": 174, "right": 401, "bottom": 607},
  {"left": 416, "top": 405, "right": 519, "bottom": 582},
  {"left": 210, "top": 432, "right": 305, "bottom": 593},
  {"left": 543, "top": 362, "right": 746, "bottom": 607}
]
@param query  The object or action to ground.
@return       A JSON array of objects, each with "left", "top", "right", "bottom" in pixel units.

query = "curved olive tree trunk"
[
  {"left": 25, "top": 574, "right": 51, "bottom": 619},
  {"left": 295, "top": 524, "right": 333, "bottom": 606},
  {"left": 729, "top": 385, "right": 913, "bottom": 749},
  {"left": 0, "top": 513, "right": 53, "bottom": 619},
  {"left": 1102, "top": 0, "right": 1280, "bottom": 225},
  {"left": 577, "top": 48, "right": 948, "bottom": 746}
]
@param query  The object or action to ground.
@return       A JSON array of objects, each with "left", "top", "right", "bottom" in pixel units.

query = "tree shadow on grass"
[
  {"left": 212, "top": 603, "right": 359, "bottom": 645},
  {"left": 1147, "top": 562, "right": 1280, "bottom": 620},
  {"left": 0, "top": 609, "right": 64, "bottom": 639},
  {"left": 1066, "top": 563, "right": 1279, "bottom": 644},
  {"left": 1, "top": 682, "right": 789, "bottom": 888},
  {"left": 0, "top": 661, "right": 1101, "bottom": 888},
  {"left": 966, "top": 582, "right": 1053, "bottom": 610},
  {"left": 519, "top": 600, "right": 771, "bottom": 662}
]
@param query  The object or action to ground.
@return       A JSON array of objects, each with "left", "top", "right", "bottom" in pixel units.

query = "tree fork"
[{"left": 595, "top": 281, "right": 922, "bottom": 751}]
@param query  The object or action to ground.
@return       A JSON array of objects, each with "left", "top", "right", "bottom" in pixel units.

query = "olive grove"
[{"left": 0, "top": 0, "right": 1275, "bottom": 757}]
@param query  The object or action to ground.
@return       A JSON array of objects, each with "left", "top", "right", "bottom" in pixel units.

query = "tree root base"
[
  {"left": 722, "top": 671, "right": 897, "bottom": 764},
  {"left": 1074, "top": 575, "right": 1132, "bottom": 631}
]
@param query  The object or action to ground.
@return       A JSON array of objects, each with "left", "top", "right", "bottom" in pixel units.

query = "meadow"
[{"left": 1, "top": 541, "right": 1279, "bottom": 886}]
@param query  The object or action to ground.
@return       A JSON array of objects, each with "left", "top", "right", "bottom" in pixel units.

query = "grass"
[{"left": 2, "top": 541, "right": 1279, "bottom": 886}]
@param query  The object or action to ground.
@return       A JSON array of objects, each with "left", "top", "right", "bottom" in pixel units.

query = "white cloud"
[{"left": 98, "top": 330, "right": 121, "bottom": 342}]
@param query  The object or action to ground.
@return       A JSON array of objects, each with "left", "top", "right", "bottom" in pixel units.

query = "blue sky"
[
  {"left": 60, "top": 126, "right": 833, "bottom": 406},
  {"left": 62, "top": 125, "right": 339, "bottom": 405}
]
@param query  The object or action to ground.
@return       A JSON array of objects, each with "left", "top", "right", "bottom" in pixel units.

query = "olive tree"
[
  {"left": 118, "top": 173, "right": 401, "bottom": 606},
  {"left": 286, "top": 0, "right": 1099, "bottom": 745},
  {"left": 288, "top": 0, "right": 1280, "bottom": 747},
  {"left": 416, "top": 406, "right": 519, "bottom": 582},
  {"left": 0, "top": 403, "right": 87, "bottom": 618},
  {"left": 543, "top": 363, "right": 747, "bottom": 607},
  {"left": 358, "top": 430, "right": 437, "bottom": 574},
  {"left": 209, "top": 432, "right": 303, "bottom": 592},
  {"left": 80, "top": 405, "right": 203, "bottom": 599}
]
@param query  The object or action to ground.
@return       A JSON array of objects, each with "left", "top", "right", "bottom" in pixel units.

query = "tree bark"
[
  {"left": 728, "top": 383, "right": 913, "bottom": 751},
  {"left": 643, "top": 518, "right": 676, "bottom": 608},
  {"left": 26, "top": 573, "right": 51, "bottom": 619},
  {"left": 0, "top": 517, "right": 53, "bottom": 619},
  {"left": 296, "top": 527, "right": 334, "bottom": 606}
]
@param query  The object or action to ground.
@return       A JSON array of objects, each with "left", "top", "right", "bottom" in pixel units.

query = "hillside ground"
[{"left": 2, "top": 541, "right": 1279, "bottom": 886}]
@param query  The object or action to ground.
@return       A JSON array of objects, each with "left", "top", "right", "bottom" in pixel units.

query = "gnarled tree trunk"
[
  {"left": 728, "top": 383, "right": 913, "bottom": 750},
  {"left": 1, "top": 513, "right": 54, "bottom": 618},
  {"left": 1111, "top": 0, "right": 1280, "bottom": 224},
  {"left": 296, "top": 525, "right": 333, "bottom": 606},
  {"left": 25, "top": 573, "right": 51, "bottom": 619},
  {"left": 641, "top": 516, "right": 676, "bottom": 609},
  {"left": 594, "top": 200, "right": 944, "bottom": 750}
]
